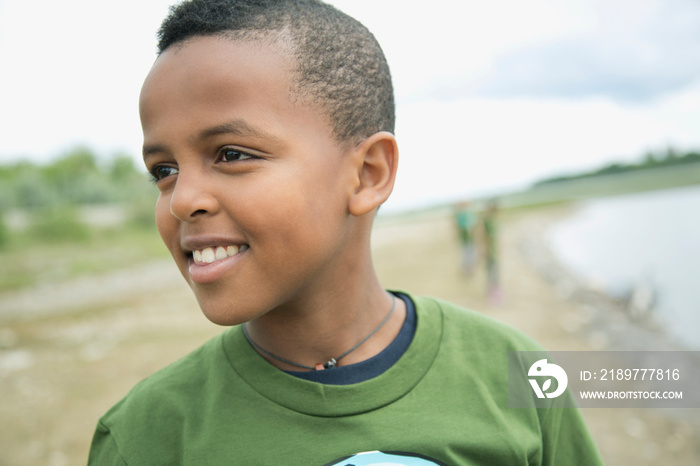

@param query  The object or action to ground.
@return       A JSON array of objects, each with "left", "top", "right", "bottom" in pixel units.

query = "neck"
[{"left": 244, "top": 251, "right": 406, "bottom": 371}]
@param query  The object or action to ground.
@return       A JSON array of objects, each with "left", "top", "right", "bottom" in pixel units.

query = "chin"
[
  {"left": 202, "top": 313, "right": 244, "bottom": 327},
  {"left": 200, "top": 308, "right": 249, "bottom": 327},
  {"left": 194, "top": 294, "right": 259, "bottom": 327}
]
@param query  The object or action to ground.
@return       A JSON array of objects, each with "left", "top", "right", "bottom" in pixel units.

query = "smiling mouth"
[{"left": 191, "top": 245, "right": 249, "bottom": 265}]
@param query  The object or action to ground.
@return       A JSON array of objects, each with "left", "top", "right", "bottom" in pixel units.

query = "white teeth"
[
  {"left": 201, "top": 247, "right": 215, "bottom": 264},
  {"left": 192, "top": 245, "right": 247, "bottom": 265}
]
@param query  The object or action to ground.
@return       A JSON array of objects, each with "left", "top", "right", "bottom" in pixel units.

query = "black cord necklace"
[{"left": 242, "top": 295, "right": 397, "bottom": 371}]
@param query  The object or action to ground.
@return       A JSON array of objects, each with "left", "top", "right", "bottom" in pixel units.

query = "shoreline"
[
  {"left": 506, "top": 205, "right": 700, "bottom": 464},
  {"left": 514, "top": 203, "right": 691, "bottom": 353}
]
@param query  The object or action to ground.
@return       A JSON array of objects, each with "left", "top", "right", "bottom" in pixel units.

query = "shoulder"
[
  {"left": 409, "top": 294, "right": 548, "bottom": 410},
  {"left": 409, "top": 295, "right": 605, "bottom": 463},
  {"left": 130, "top": 331, "right": 223, "bottom": 394},
  {"left": 407, "top": 293, "right": 547, "bottom": 405},
  {"left": 97, "top": 332, "right": 227, "bottom": 438},
  {"left": 89, "top": 332, "right": 231, "bottom": 464}
]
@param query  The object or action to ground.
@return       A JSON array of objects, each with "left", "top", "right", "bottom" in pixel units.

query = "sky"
[{"left": 1, "top": 0, "right": 699, "bottom": 211}]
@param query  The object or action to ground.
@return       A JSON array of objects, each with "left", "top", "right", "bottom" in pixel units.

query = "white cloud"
[
  {"left": 0, "top": 0, "right": 172, "bottom": 162},
  {"left": 422, "top": 0, "right": 700, "bottom": 102}
]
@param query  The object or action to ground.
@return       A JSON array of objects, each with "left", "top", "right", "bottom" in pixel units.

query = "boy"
[{"left": 88, "top": 0, "right": 603, "bottom": 464}]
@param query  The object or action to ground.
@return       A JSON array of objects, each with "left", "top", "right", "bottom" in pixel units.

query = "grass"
[
  {"left": 500, "top": 162, "right": 700, "bottom": 208},
  {"left": 0, "top": 224, "right": 169, "bottom": 293}
]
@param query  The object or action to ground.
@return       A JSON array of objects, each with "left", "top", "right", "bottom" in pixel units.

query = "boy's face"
[{"left": 140, "top": 36, "right": 358, "bottom": 325}]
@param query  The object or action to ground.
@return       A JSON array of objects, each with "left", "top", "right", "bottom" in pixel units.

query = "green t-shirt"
[{"left": 88, "top": 295, "right": 603, "bottom": 465}]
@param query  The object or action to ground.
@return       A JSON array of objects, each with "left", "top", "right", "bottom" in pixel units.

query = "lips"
[{"left": 182, "top": 240, "right": 249, "bottom": 284}]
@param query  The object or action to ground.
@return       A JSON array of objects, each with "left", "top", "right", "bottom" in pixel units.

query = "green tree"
[
  {"left": 43, "top": 147, "right": 114, "bottom": 204},
  {"left": 0, "top": 211, "right": 9, "bottom": 249},
  {"left": 28, "top": 207, "right": 91, "bottom": 243},
  {"left": 109, "top": 153, "right": 140, "bottom": 182}
]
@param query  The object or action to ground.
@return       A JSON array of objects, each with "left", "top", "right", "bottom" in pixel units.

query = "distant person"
[
  {"left": 627, "top": 272, "right": 657, "bottom": 320},
  {"left": 454, "top": 200, "right": 478, "bottom": 275},
  {"left": 88, "top": 1, "right": 602, "bottom": 464},
  {"left": 482, "top": 199, "right": 501, "bottom": 302}
]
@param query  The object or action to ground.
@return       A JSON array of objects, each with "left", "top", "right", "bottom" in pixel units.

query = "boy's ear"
[{"left": 347, "top": 131, "right": 399, "bottom": 216}]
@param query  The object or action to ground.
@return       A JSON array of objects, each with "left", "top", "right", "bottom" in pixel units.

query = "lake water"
[{"left": 548, "top": 185, "right": 700, "bottom": 349}]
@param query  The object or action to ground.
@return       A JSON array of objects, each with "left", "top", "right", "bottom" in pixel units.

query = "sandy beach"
[{"left": 0, "top": 205, "right": 698, "bottom": 465}]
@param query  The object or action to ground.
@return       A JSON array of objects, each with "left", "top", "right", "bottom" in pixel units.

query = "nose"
[{"left": 168, "top": 168, "right": 220, "bottom": 221}]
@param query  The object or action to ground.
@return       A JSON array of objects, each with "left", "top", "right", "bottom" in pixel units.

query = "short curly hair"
[{"left": 157, "top": 0, "right": 395, "bottom": 144}]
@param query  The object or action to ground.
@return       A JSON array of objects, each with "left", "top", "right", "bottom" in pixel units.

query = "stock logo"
[{"left": 528, "top": 359, "right": 568, "bottom": 398}]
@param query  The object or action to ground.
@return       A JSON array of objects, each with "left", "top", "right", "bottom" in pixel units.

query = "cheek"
[
  {"left": 271, "top": 186, "right": 346, "bottom": 259},
  {"left": 238, "top": 182, "right": 336, "bottom": 256},
  {"left": 266, "top": 171, "right": 343, "bottom": 227},
  {"left": 299, "top": 159, "right": 351, "bottom": 218},
  {"left": 154, "top": 194, "right": 176, "bottom": 246}
]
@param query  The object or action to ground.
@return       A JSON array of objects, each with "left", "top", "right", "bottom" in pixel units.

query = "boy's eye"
[
  {"left": 220, "top": 148, "right": 254, "bottom": 162},
  {"left": 150, "top": 165, "right": 178, "bottom": 182}
]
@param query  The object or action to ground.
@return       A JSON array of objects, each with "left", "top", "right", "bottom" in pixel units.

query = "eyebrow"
[
  {"left": 143, "top": 119, "right": 282, "bottom": 160},
  {"left": 196, "top": 119, "right": 280, "bottom": 144},
  {"left": 142, "top": 140, "right": 166, "bottom": 160}
]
